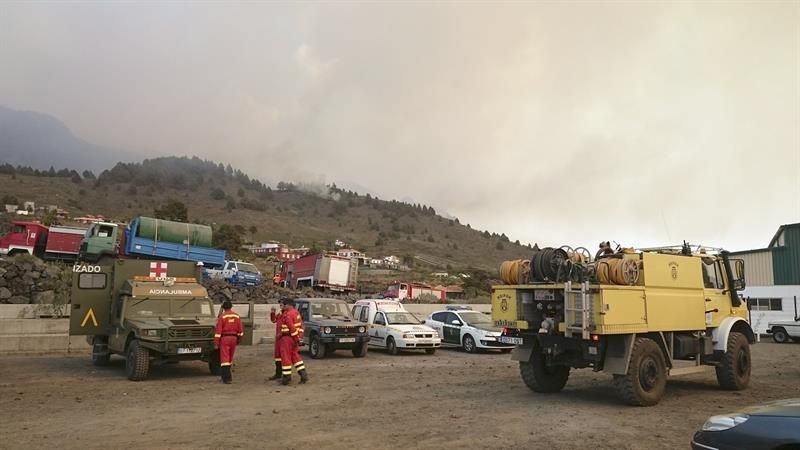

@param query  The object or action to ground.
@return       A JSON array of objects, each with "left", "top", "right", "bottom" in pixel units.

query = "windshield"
[
  {"left": 385, "top": 312, "right": 420, "bottom": 325},
  {"left": 311, "top": 302, "right": 353, "bottom": 319},
  {"left": 126, "top": 298, "right": 213, "bottom": 318},
  {"left": 237, "top": 263, "right": 259, "bottom": 273},
  {"left": 459, "top": 311, "right": 491, "bottom": 325}
]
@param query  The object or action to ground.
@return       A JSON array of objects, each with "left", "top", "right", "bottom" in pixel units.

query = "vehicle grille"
[
  {"left": 332, "top": 326, "right": 361, "bottom": 335},
  {"left": 414, "top": 334, "right": 434, "bottom": 338},
  {"left": 169, "top": 327, "right": 213, "bottom": 339}
]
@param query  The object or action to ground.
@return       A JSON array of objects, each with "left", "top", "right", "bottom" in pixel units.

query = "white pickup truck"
[
  {"left": 351, "top": 300, "right": 441, "bottom": 355},
  {"left": 766, "top": 320, "right": 800, "bottom": 343},
  {"left": 203, "top": 260, "right": 263, "bottom": 287}
]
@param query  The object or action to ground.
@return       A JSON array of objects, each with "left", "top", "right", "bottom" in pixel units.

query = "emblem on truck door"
[{"left": 668, "top": 262, "right": 679, "bottom": 280}]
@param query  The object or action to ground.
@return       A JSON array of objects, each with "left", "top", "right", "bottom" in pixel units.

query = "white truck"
[
  {"left": 351, "top": 299, "right": 441, "bottom": 355},
  {"left": 203, "top": 260, "right": 263, "bottom": 287},
  {"left": 766, "top": 320, "right": 800, "bottom": 343}
]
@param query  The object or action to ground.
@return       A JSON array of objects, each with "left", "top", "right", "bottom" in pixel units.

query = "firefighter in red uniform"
[
  {"left": 277, "top": 298, "right": 308, "bottom": 385},
  {"left": 267, "top": 300, "right": 283, "bottom": 381},
  {"left": 214, "top": 300, "right": 244, "bottom": 384}
]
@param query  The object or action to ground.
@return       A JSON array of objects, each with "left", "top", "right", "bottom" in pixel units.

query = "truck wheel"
[
  {"left": 613, "top": 337, "right": 666, "bottom": 406},
  {"left": 125, "top": 340, "right": 150, "bottom": 381},
  {"left": 425, "top": 348, "right": 437, "bottom": 355},
  {"left": 463, "top": 334, "right": 477, "bottom": 353},
  {"left": 352, "top": 342, "right": 368, "bottom": 358},
  {"left": 309, "top": 335, "right": 326, "bottom": 359},
  {"left": 208, "top": 350, "right": 221, "bottom": 375},
  {"left": 92, "top": 342, "right": 110, "bottom": 366},
  {"left": 519, "top": 347, "right": 570, "bottom": 393},
  {"left": 387, "top": 337, "right": 399, "bottom": 355},
  {"left": 715, "top": 332, "right": 751, "bottom": 390},
  {"left": 772, "top": 328, "right": 789, "bottom": 344}
]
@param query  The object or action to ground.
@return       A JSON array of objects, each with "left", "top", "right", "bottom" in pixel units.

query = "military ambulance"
[
  {"left": 69, "top": 259, "right": 253, "bottom": 381},
  {"left": 492, "top": 244, "right": 753, "bottom": 406}
]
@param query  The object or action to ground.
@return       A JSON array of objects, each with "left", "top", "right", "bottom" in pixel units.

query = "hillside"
[{"left": 0, "top": 157, "right": 533, "bottom": 273}]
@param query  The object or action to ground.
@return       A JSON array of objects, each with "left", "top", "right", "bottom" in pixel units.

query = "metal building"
[{"left": 730, "top": 223, "right": 800, "bottom": 335}]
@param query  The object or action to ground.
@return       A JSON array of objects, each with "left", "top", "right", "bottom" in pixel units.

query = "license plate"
[
  {"left": 177, "top": 347, "right": 202, "bottom": 354},
  {"left": 498, "top": 336, "right": 523, "bottom": 345},
  {"left": 338, "top": 337, "right": 356, "bottom": 343}
]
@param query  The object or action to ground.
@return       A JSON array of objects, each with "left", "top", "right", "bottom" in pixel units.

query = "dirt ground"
[{"left": 1, "top": 341, "right": 798, "bottom": 450}]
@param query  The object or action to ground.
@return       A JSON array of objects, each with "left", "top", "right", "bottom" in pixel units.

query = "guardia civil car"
[{"left": 424, "top": 307, "right": 513, "bottom": 353}]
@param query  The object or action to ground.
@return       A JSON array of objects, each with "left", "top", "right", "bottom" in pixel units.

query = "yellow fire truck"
[{"left": 492, "top": 244, "right": 753, "bottom": 406}]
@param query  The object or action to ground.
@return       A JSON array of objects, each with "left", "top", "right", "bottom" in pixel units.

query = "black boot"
[
  {"left": 299, "top": 369, "right": 309, "bottom": 384},
  {"left": 268, "top": 361, "right": 281, "bottom": 381},
  {"left": 281, "top": 375, "right": 291, "bottom": 386},
  {"left": 222, "top": 366, "right": 232, "bottom": 384}
]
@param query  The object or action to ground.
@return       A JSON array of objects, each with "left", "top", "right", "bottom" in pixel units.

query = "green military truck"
[{"left": 69, "top": 259, "right": 253, "bottom": 381}]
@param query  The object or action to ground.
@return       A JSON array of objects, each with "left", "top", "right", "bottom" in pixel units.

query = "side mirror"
[
  {"left": 451, "top": 320, "right": 461, "bottom": 326},
  {"left": 734, "top": 259, "right": 746, "bottom": 290}
]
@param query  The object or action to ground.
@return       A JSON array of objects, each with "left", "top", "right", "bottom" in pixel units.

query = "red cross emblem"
[{"left": 149, "top": 262, "right": 168, "bottom": 279}]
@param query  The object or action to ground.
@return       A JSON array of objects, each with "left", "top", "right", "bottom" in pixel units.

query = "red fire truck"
[{"left": 0, "top": 221, "right": 87, "bottom": 261}]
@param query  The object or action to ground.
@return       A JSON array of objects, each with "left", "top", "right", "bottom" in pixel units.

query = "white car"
[
  {"left": 425, "top": 307, "right": 514, "bottom": 353},
  {"left": 352, "top": 300, "right": 441, "bottom": 355},
  {"left": 767, "top": 321, "right": 800, "bottom": 343}
]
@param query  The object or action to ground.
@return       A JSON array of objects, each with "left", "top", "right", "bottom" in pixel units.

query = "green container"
[{"left": 136, "top": 216, "right": 213, "bottom": 247}]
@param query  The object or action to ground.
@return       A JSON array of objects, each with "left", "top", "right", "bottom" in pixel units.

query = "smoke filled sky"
[{"left": 1, "top": 1, "right": 798, "bottom": 251}]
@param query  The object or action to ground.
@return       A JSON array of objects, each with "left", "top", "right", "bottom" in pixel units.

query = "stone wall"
[{"left": 0, "top": 257, "right": 70, "bottom": 307}]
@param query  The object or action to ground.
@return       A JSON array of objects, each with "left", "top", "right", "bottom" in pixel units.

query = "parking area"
[{"left": 0, "top": 342, "right": 797, "bottom": 449}]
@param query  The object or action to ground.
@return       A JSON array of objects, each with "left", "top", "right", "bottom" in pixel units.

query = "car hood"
[
  {"left": 468, "top": 324, "right": 503, "bottom": 333},
  {"left": 389, "top": 324, "right": 437, "bottom": 333},
  {"left": 737, "top": 399, "right": 800, "bottom": 417},
  {"left": 125, "top": 318, "right": 215, "bottom": 327},
  {"left": 313, "top": 319, "right": 359, "bottom": 327}
]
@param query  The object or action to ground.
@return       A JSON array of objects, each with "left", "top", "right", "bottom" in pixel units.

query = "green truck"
[{"left": 69, "top": 259, "right": 253, "bottom": 381}]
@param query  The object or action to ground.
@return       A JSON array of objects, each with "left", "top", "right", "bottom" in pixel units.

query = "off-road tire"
[
  {"left": 613, "top": 337, "right": 666, "bottom": 406},
  {"left": 208, "top": 350, "right": 221, "bottom": 375},
  {"left": 387, "top": 337, "right": 399, "bottom": 355},
  {"left": 463, "top": 334, "right": 477, "bottom": 353},
  {"left": 425, "top": 348, "right": 437, "bottom": 355},
  {"left": 309, "top": 334, "right": 326, "bottom": 359},
  {"left": 715, "top": 331, "right": 751, "bottom": 390},
  {"left": 125, "top": 340, "right": 150, "bottom": 381},
  {"left": 352, "top": 342, "right": 368, "bottom": 358},
  {"left": 772, "top": 328, "right": 789, "bottom": 344},
  {"left": 519, "top": 347, "right": 570, "bottom": 393},
  {"left": 92, "top": 342, "right": 110, "bottom": 366}
]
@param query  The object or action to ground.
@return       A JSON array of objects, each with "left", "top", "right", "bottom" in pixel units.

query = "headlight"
[
  {"left": 143, "top": 329, "right": 160, "bottom": 337},
  {"left": 358, "top": 326, "right": 366, "bottom": 333},
  {"left": 403, "top": 334, "right": 416, "bottom": 339},
  {"left": 324, "top": 327, "right": 332, "bottom": 334},
  {"left": 701, "top": 414, "right": 749, "bottom": 431}
]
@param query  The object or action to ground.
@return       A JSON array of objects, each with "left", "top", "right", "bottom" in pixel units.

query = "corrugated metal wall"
[
  {"left": 736, "top": 250, "right": 775, "bottom": 286},
  {"left": 773, "top": 225, "right": 800, "bottom": 285}
]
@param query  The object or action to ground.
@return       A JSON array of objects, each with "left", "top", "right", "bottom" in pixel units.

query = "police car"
[
  {"left": 424, "top": 306, "right": 513, "bottom": 353},
  {"left": 352, "top": 299, "right": 441, "bottom": 355}
]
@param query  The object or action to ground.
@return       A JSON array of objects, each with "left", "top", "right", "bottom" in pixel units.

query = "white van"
[{"left": 352, "top": 300, "right": 441, "bottom": 355}]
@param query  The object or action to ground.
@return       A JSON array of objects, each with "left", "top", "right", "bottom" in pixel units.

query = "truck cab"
[
  {"left": 204, "top": 260, "right": 263, "bottom": 287},
  {"left": 0, "top": 221, "right": 48, "bottom": 256},
  {"left": 352, "top": 299, "right": 440, "bottom": 355},
  {"left": 79, "top": 222, "right": 120, "bottom": 262},
  {"left": 295, "top": 298, "right": 370, "bottom": 359},
  {"left": 69, "top": 259, "right": 253, "bottom": 381}
]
